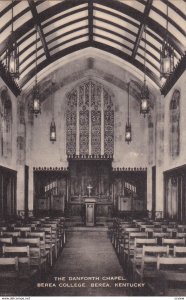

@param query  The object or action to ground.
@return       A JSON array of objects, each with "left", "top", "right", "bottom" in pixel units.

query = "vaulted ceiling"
[{"left": 0, "top": 0, "right": 185, "bottom": 93}]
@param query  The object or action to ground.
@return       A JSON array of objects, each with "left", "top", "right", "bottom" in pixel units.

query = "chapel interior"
[{"left": 0, "top": 0, "right": 186, "bottom": 297}]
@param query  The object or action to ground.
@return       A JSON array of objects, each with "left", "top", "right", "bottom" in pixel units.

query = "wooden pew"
[
  {"left": 38, "top": 226, "right": 55, "bottom": 266},
  {"left": 2, "top": 245, "right": 30, "bottom": 258},
  {"left": 0, "top": 227, "right": 7, "bottom": 232},
  {"left": 156, "top": 256, "right": 186, "bottom": 296},
  {"left": 0, "top": 237, "right": 13, "bottom": 245},
  {"left": 123, "top": 232, "right": 148, "bottom": 269},
  {"left": 177, "top": 232, "right": 186, "bottom": 238},
  {"left": 26, "top": 231, "right": 50, "bottom": 267},
  {"left": 17, "top": 237, "right": 47, "bottom": 275},
  {"left": 123, "top": 232, "right": 148, "bottom": 278},
  {"left": 135, "top": 245, "right": 169, "bottom": 282},
  {"left": 162, "top": 238, "right": 185, "bottom": 254},
  {"left": 0, "top": 257, "right": 19, "bottom": 296},
  {"left": 174, "top": 246, "right": 186, "bottom": 257},
  {"left": 43, "top": 222, "right": 60, "bottom": 257},
  {"left": 130, "top": 238, "right": 157, "bottom": 280},
  {"left": 118, "top": 227, "right": 139, "bottom": 256},
  {"left": 2, "top": 231, "right": 20, "bottom": 237},
  {"left": 177, "top": 225, "right": 186, "bottom": 232},
  {"left": 13, "top": 226, "right": 31, "bottom": 232}
]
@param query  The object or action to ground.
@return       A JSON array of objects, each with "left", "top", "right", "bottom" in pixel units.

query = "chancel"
[{"left": 0, "top": 0, "right": 186, "bottom": 297}]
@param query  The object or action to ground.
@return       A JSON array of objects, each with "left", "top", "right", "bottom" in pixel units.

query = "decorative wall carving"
[
  {"left": 66, "top": 90, "right": 77, "bottom": 155},
  {"left": 156, "top": 99, "right": 164, "bottom": 166},
  {"left": 17, "top": 97, "right": 26, "bottom": 165},
  {"left": 148, "top": 114, "right": 154, "bottom": 165},
  {"left": 104, "top": 89, "right": 114, "bottom": 155},
  {"left": 66, "top": 80, "right": 114, "bottom": 156},
  {"left": 79, "top": 83, "right": 89, "bottom": 155},
  {"left": 91, "top": 82, "right": 101, "bottom": 155},
  {"left": 169, "top": 89, "right": 180, "bottom": 159}
]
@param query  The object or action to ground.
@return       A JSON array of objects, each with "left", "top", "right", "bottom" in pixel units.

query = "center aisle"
[{"left": 34, "top": 230, "right": 128, "bottom": 296}]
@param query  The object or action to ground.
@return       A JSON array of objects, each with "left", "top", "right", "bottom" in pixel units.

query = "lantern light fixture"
[
  {"left": 32, "top": 27, "right": 41, "bottom": 117},
  {"left": 125, "top": 82, "right": 132, "bottom": 144},
  {"left": 50, "top": 81, "right": 56, "bottom": 143},
  {"left": 140, "top": 25, "right": 150, "bottom": 117},
  {"left": 6, "top": 0, "right": 19, "bottom": 79},
  {"left": 160, "top": 0, "right": 174, "bottom": 79},
  {"left": 50, "top": 120, "right": 57, "bottom": 143}
]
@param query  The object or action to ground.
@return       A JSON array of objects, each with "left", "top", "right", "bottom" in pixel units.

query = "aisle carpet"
[{"left": 32, "top": 230, "right": 129, "bottom": 296}]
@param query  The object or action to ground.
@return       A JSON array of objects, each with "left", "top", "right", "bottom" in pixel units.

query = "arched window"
[
  {"left": 66, "top": 80, "right": 114, "bottom": 156},
  {"left": 169, "top": 89, "right": 180, "bottom": 159},
  {"left": 148, "top": 114, "right": 154, "bottom": 165},
  {"left": 0, "top": 87, "right": 12, "bottom": 158}
]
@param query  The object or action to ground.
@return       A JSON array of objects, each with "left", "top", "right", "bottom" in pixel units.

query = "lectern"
[{"left": 84, "top": 198, "right": 96, "bottom": 226}]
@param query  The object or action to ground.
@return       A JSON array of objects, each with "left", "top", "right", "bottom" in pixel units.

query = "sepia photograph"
[{"left": 0, "top": 0, "right": 186, "bottom": 298}]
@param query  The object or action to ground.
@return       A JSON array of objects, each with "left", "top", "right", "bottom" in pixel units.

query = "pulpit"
[{"left": 84, "top": 198, "right": 96, "bottom": 226}]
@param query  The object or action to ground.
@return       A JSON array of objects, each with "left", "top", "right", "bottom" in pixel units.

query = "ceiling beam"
[
  {"left": 167, "top": 0, "right": 185, "bottom": 20},
  {"left": 94, "top": 0, "right": 184, "bottom": 55},
  {"left": 27, "top": 0, "right": 51, "bottom": 61},
  {"left": 95, "top": 5, "right": 138, "bottom": 29},
  {"left": 1, "top": 0, "right": 184, "bottom": 59},
  {"left": 0, "top": 7, "right": 30, "bottom": 35},
  {"left": 20, "top": 33, "right": 89, "bottom": 75},
  {"left": 19, "top": 20, "right": 88, "bottom": 69},
  {"left": 0, "top": 0, "right": 87, "bottom": 57},
  {"left": 92, "top": 41, "right": 160, "bottom": 86},
  {"left": 20, "top": 40, "right": 161, "bottom": 89},
  {"left": 88, "top": 0, "right": 93, "bottom": 43},
  {"left": 20, "top": 22, "right": 160, "bottom": 78},
  {"left": 17, "top": 5, "right": 87, "bottom": 50},
  {"left": 152, "top": 5, "right": 185, "bottom": 37},
  {"left": 132, "top": 0, "right": 153, "bottom": 59}
]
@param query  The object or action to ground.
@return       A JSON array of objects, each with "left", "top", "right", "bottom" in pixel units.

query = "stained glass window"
[
  {"left": 169, "top": 89, "right": 180, "bottom": 159},
  {"left": 66, "top": 80, "right": 114, "bottom": 156}
]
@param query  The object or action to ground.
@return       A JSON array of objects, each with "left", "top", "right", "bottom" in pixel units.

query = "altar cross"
[{"left": 87, "top": 184, "right": 93, "bottom": 197}]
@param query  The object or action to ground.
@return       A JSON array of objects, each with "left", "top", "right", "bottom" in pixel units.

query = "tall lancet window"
[
  {"left": 169, "top": 89, "right": 180, "bottom": 159},
  {"left": 0, "top": 87, "right": 12, "bottom": 158},
  {"left": 66, "top": 80, "right": 114, "bottom": 156}
]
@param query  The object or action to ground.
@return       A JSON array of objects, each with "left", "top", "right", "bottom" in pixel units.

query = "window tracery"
[
  {"left": 66, "top": 80, "right": 114, "bottom": 156},
  {"left": 169, "top": 89, "right": 180, "bottom": 159}
]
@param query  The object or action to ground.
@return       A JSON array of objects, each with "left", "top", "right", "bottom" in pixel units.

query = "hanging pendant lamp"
[
  {"left": 140, "top": 25, "right": 149, "bottom": 117},
  {"left": 6, "top": 0, "right": 19, "bottom": 79},
  {"left": 125, "top": 82, "right": 132, "bottom": 144},
  {"left": 160, "top": 0, "right": 174, "bottom": 79},
  {"left": 32, "top": 27, "right": 41, "bottom": 117},
  {"left": 50, "top": 82, "right": 56, "bottom": 143}
]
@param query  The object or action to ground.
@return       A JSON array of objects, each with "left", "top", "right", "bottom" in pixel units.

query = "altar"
[{"left": 67, "top": 159, "right": 113, "bottom": 222}]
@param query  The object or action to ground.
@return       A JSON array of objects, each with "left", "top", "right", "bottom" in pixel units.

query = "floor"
[{"left": 32, "top": 229, "right": 129, "bottom": 296}]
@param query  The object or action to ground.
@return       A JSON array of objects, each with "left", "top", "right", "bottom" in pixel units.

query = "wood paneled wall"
[
  {"left": 112, "top": 170, "right": 147, "bottom": 213},
  {"left": 164, "top": 165, "right": 186, "bottom": 223},
  {"left": 69, "top": 160, "right": 112, "bottom": 199},
  {"left": 0, "top": 166, "right": 17, "bottom": 218},
  {"left": 34, "top": 170, "right": 68, "bottom": 214}
]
